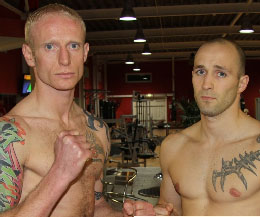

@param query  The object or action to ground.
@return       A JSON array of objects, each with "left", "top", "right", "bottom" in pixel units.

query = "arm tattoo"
[
  {"left": 0, "top": 118, "right": 25, "bottom": 211},
  {"left": 94, "top": 191, "right": 103, "bottom": 200},
  {"left": 212, "top": 135, "right": 260, "bottom": 192}
]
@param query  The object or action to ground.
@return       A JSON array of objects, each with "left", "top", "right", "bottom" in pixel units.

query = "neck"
[
  {"left": 29, "top": 83, "right": 76, "bottom": 125},
  {"left": 199, "top": 99, "right": 245, "bottom": 144}
]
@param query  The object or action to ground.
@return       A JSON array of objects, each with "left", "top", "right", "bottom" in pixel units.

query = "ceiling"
[{"left": 1, "top": 0, "right": 260, "bottom": 63}]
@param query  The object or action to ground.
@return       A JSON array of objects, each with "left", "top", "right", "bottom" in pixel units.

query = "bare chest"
[
  {"left": 21, "top": 123, "right": 106, "bottom": 216},
  {"left": 170, "top": 140, "right": 260, "bottom": 202}
]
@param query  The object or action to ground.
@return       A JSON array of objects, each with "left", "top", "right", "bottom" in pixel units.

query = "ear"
[
  {"left": 83, "top": 43, "right": 89, "bottom": 62},
  {"left": 22, "top": 44, "right": 36, "bottom": 67},
  {"left": 238, "top": 75, "right": 249, "bottom": 93}
]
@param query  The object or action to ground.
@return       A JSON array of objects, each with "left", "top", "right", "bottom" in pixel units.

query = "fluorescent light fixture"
[
  {"left": 142, "top": 43, "right": 152, "bottom": 55},
  {"left": 125, "top": 54, "right": 134, "bottom": 64},
  {"left": 239, "top": 15, "right": 254, "bottom": 33},
  {"left": 134, "top": 27, "right": 146, "bottom": 43},
  {"left": 119, "top": 0, "right": 136, "bottom": 21},
  {"left": 133, "top": 63, "right": 141, "bottom": 71}
]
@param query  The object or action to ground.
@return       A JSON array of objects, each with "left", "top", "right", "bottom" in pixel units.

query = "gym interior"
[{"left": 1, "top": 0, "right": 260, "bottom": 210}]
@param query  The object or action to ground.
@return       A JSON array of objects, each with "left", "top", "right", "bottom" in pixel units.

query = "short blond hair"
[{"left": 25, "top": 3, "right": 86, "bottom": 47}]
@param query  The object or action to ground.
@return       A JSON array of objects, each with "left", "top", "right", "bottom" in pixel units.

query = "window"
[{"left": 125, "top": 73, "right": 152, "bottom": 83}]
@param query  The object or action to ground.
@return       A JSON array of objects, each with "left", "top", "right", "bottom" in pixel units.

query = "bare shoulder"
[
  {"left": 161, "top": 122, "right": 201, "bottom": 155},
  {"left": 83, "top": 110, "right": 110, "bottom": 141},
  {"left": 83, "top": 110, "right": 111, "bottom": 159}
]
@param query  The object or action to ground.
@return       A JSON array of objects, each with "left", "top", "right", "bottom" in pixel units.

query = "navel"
[
  {"left": 174, "top": 183, "right": 180, "bottom": 195},
  {"left": 229, "top": 188, "right": 241, "bottom": 197}
]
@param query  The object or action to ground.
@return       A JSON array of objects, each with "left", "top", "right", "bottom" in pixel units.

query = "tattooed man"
[
  {"left": 0, "top": 4, "right": 153, "bottom": 217},
  {"left": 124, "top": 38, "right": 260, "bottom": 216}
]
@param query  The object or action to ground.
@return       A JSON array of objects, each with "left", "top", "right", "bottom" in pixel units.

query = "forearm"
[
  {"left": 94, "top": 197, "right": 122, "bottom": 217},
  {"left": 0, "top": 165, "right": 70, "bottom": 217}
]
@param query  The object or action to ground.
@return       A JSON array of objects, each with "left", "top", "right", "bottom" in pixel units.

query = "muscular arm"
[
  {"left": 84, "top": 112, "right": 122, "bottom": 216},
  {"left": 0, "top": 118, "right": 69, "bottom": 216},
  {"left": 0, "top": 118, "right": 93, "bottom": 217},
  {"left": 155, "top": 135, "right": 182, "bottom": 216}
]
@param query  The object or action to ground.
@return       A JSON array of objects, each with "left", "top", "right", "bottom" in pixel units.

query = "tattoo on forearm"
[
  {"left": 0, "top": 118, "right": 25, "bottom": 211},
  {"left": 94, "top": 191, "right": 103, "bottom": 200},
  {"left": 212, "top": 135, "right": 260, "bottom": 192}
]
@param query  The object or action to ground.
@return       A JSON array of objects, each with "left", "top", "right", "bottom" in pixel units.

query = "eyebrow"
[{"left": 193, "top": 64, "right": 228, "bottom": 71}]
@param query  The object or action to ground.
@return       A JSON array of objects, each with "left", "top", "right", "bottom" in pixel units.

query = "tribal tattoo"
[
  {"left": 84, "top": 110, "right": 110, "bottom": 163},
  {"left": 84, "top": 110, "right": 110, "bottom": 142},
  {"left": 212, "top": 135, "right": 260, "bottom": 192},
  {"left": 0, "top": 118, "right": 25, "bottom": 211}
]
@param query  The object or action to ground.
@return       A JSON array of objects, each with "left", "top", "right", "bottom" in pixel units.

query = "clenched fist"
[{"left": 53, "top": 130, "right": 94, "bottom": 183}]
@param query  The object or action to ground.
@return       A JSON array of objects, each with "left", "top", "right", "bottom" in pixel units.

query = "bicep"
[
  {"left": 158, "top": 170, "right": 182, "bottom": 214},
  {"left": 0, "top": 118, "right": 26, "bottom": 211},
  {"left": 158, "top": 136, "right": 182, "bottom": 215}
]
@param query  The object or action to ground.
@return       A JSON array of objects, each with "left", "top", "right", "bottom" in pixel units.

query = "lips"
[
  {"left": 55, "top": 72, "right": 75, "bottom": 79},
  {"left": 201, "top": 96, "right": 216, "bottom": 100}
]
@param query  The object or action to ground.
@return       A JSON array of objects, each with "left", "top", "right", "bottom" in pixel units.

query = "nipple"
[{"left": 229, "top": 188, "right": 241, "bottom": 197}]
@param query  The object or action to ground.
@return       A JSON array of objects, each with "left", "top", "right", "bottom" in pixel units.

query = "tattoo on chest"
[
  {"left": 0, "top": 118, "right": 25, "bottom": 211},
  {"left": 84, "top": 110, "right": 110, "bottom": 142},
  {"left": 84, "top": 110, "right": 110, "bottom": 163},
  {"left": 86, "top": 130, "right": 105, "bottom": 163},
  {"left": 212, "top": 135, "right": 260, "bottom": 192}
]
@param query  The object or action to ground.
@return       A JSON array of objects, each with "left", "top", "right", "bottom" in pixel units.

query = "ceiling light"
[
  {"left": 125, "top": 54, "right": 134, "bottom": 64},
  {"left": 133, "top": 63, "right": 141, "bottom": 71},
  {"left": 134, "top": 24, "right": 146, "bottom": 42},
  {"left": 142, "top": 43, "right": 152, "bottom": 55},
  {"left": 119, "top": 0, "right": 136, "bottom": 21},
  {"left": 239, "top": 15, "right": 254, "bottom": 34}
]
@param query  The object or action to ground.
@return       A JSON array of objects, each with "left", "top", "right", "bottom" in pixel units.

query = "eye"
[
  {"left": 45, "top": 43, "right": 54, "bottom": 50},
  {"left": 69, "top": 43, "right": 80, "bottom": 49},
  {"left": 195, "top": 69, "right": 206, "bottom": 76},
  {"left": 217, "top": 71, "right": 226, "bottom": 78}
]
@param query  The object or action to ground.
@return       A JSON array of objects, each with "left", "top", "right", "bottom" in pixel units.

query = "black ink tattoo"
[
  {"left": 94, "top": 191, "right": 103, "bottom": 200},
  {"left": 86, "top": 130, "right": 104, "bottom": 163},
  {"left": 257, "top": 135, "right": 260, "bottom": 143},
  {"left": 84, "top": 110, "right": 110, "bottom": 142},
  {"left": 212, "top": 149, "right": 260, "bottom": 192}
]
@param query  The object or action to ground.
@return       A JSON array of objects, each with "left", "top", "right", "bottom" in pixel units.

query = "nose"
[
  {"left": 58, "top": 47, "right": 71, "bottom": 66},
  {"left": 202, "top": 73, "right": 214, "bottom": 90}
]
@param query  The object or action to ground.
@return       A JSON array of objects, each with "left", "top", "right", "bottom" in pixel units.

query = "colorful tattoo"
[
  {"left": 212, "top": 137, "right": 260, "bottom": 192},
  {"left": 0, "top": 118, "right": 25, "bottom": 211},
  {"left": 94, "top": 191, "right": 103, "bottom": 200}
]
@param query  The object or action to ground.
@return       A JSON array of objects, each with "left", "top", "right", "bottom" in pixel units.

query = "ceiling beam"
[
  {"left": 90, "top": 40, "right": 260, "bottom": 54},
  {"left": 0, "top": 0, "right": 26, "bottom": 18},
  {"left": 96, "top": 50, "right": 260, "bottom": 62},
  {"left": 0, "top": 37, "right": 24, "bottom": 52},
  {"left": 86, "top": 25, "right": 260, "bottom": 41},
  {"left": 78, "top": 3, "right": 260, "bottom": 20}
]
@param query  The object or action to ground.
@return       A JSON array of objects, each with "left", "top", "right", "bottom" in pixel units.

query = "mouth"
[
  {"left": 55, "top": 72, "right": 75, "bottom": 79},
  {"left": 201, "top": 96, "right": 216, "bottom": 101}
]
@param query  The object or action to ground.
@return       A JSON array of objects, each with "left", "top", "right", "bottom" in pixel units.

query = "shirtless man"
[
  {"left": 156, "top": 38, "right": 260, "bottom": 216},
  {"left": 124, "top": 38, "right": 260, "bottom": 216},
  {"left": 0, "top": 3, "right": 153, "bottom": 217}
]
